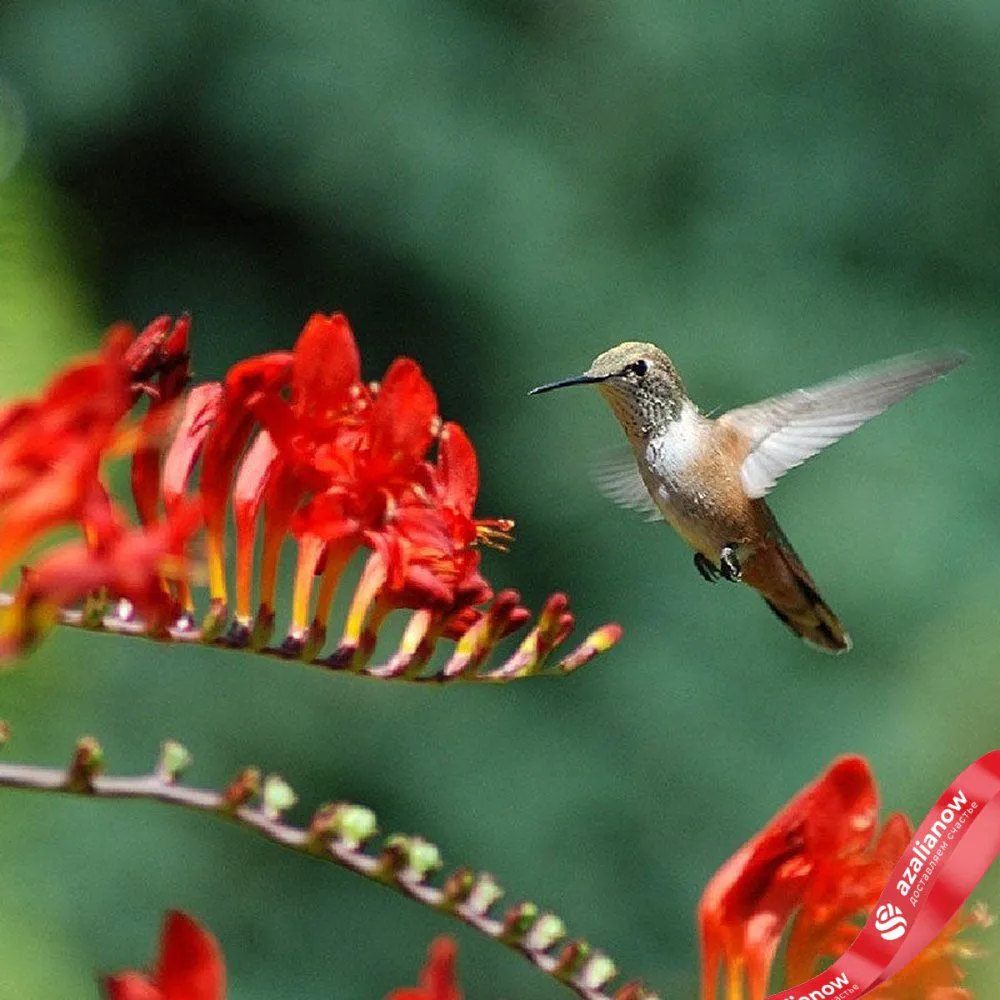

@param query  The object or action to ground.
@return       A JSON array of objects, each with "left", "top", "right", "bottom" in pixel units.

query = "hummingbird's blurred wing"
[
  {"left": 590, "top": 446, "right": 662, "bottom": 521},
  {"left": 719, "top": 351, "right": 967, "bottom": 499}
]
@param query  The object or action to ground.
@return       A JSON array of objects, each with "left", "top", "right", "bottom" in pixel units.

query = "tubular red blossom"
[
  {"left": 0, "top": 332, "right": 133, "bottom": 579},
  {"left": 385, "top": 937, "right": 463, "bottom": 1000},
  {"left": 231, "top": 430, "right": 281, "bottom": 623},
  {"left": 0, "top": 501, "right": 201, "bottom": 661},
  {"left": 435, "top": 421, "right": 478, "bottom": 518},
  {"left": 103, "top": 919, "right": 460, "bottom": 1000},
  {"left": 699, "top": 756, "right": 988, "bottom": 1000},
  {"left": 162, "top": 384, "right": 223, "bottom": 615},
  {"left": 199, "top": 352, "right": 293, "bottom": 603},
  {"left": 349, "top": 421, "right": 512, "bottom": 636},
  {"left": 103, "top": 910, "right": 225, "bottom": 1000},
  {"left": 783, "top": 812, "right": 914, "bottom": 987},
  {"left": 700, "top": 756, "right": 877, "bottom": 1000},
  {"left": 0, "top": 320, "right": 201, "bottom": 659},
  {"left": 786, "top": 805, "right": 991, "bottom": 1000},
  {"left": 162, "top": 385, "right": 223, "bottom": 514}
]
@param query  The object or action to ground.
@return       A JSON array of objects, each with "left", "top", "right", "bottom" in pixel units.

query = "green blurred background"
[{"left": 1, "top": 2, "right": 999, "bottom": 996}]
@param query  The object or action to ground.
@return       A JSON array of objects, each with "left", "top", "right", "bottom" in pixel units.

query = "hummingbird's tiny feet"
[
  {"left": 719, "top": 544, "right": 743, "bottom": 582},
  {"left": 694, "top": 552, "right": 720, "bottom": 583}
]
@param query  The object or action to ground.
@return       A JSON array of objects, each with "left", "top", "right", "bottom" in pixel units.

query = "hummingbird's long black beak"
[{"left": 528, "top": 373, "right": 607, "bottom": 395}]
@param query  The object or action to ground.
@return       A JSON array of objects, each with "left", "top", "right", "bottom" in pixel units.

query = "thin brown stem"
[{"left": 0, "top": 746, "right": 659, "bottom": 1000}]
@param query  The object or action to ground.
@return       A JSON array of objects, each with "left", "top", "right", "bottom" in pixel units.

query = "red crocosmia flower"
[
  {"left": 104, "top": 910, "right": 225, "bottom": 1000},
  {"left": 0, "top": 319, "right": 203, "bottom": 662},
  {"left": 341, "top": 421, "right": 514, "bottom": 653},
  {"left": 786, "top": 808, "right": 991, "bottom": 1000},
  {"left": 700, "top": 756, "right": 989, "bottom": 1000},
  {"left": 385, "top": 937, "right": 463, "bottom": 1000},
  {"left": 170, "top": 311, "right": 522, "bottom": 653},
  {"left": 190, "top": 314, "right": 374, "bottom": 624},
  {"left": 783, "top": 811, "right": 913, "bottom": 988},
  {"left": 0, "top": 316, "right": 192, "bottom": 586},
  {"left": 162, "top": 384, "right": 223, "bottom": 616},
  {"left": 429, "top": 421, "right": 514, "bottom": 554},
  {"left": 0, "top": 501, "right": 201, "bottom": 661},
  {"left": 700, "top": 756, "right": 878, "bottom": 1000},
  {"left": 0, "top": 330, "right": 133, "bottom": 580},
  {"left": 287, "top": 352, "right": 437, "bottom": 547}
]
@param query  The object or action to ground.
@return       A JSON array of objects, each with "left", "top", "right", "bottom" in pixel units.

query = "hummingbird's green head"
[{"left": 529, "top": 342, "right": 686, "bottom": 438}]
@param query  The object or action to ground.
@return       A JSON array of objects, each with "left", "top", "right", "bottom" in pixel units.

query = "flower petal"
[
  {"left": 419, "top": 936, "right": 462, "bottom": 1000},
  {"left": 292, "top": 313, "right": 361, "bottom": 425},
  {"left": 369, "top": 358, "right": 437, "bottom": 476},
  {"left": 436, "top": 423, "right": 478, "bottom": 517},
  {"left": 385, "top": 937, "right": 463, "bottom": 1000},
  {"left": 162, "top": 385, "right": 222, "bottom": 513},
  {"left": 155, "top": 911, "right": 225, "bottom": 1000}
]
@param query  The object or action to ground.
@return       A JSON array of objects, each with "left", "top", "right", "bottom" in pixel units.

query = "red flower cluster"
[
  {"left": 699, "top": 756, "right": 989, "bottom": 1000},
  {"left": 0, "top": 317, "right": 197, "bottom": 658},
  {"left": 0, "top": 310, "right": 618, "bottom": 676},
  {"left": 167, "top": 312, "right": 515, "bottom": 660}
]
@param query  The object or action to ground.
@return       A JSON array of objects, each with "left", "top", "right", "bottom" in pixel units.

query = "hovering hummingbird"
[{"left": 530, "top": 346, "right": 966, "bottom": 652}]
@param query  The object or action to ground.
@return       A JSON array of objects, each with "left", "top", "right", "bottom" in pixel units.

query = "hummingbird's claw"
[
  {"left": 694, "top": 553, "right": 720, "bottom": 583},
  {"left": 719, "top": 544, "right": 743, "bottom": 583}
]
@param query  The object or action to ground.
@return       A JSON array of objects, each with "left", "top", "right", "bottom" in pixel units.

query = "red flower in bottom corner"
[
  {"left": 699, "top": 756, "right": 990, "bottom": 1000},
  {"left": 104, "top": 911, "right": 225, "bottom": 1000},
  {"left": 385, "top": 937, "right": 463, "bottom": 1000}
]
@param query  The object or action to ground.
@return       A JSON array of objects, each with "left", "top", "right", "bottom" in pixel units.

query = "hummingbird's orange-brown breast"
[{"left": 642, "top": 408, "right": 758, "bottom": 556}]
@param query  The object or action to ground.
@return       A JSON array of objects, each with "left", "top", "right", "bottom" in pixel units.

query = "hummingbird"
[{"left": 529, "top": 345, "right": 966, "bottom": 652}]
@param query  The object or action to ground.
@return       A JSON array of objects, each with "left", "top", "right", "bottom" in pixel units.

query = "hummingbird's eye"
[{"left": 627, "top": 359, "right": 648, "bottom": 378}]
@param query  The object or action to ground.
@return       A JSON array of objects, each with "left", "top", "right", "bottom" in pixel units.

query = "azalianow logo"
[{"left": 874, "top": 903, "right": 908, "bottom": 941}]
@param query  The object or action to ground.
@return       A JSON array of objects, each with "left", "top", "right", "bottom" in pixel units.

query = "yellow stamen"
[
  {"left": 476, "top": 518, "right": 516, "bottom": 552},
  {"left": 290, "top": 535, "right": 324, "bottom": 637},
  {"left": 342, "top": 554, "right": 387, "bottom": 645},
  {"left": 207, "top": 532, "right": 227, "bottom": 604},
  {"left": 725, "top": 959, "right": 744, "bottom": 1000}
]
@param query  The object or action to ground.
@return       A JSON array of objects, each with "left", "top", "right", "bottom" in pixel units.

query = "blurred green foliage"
[{"left": 1, "top": 1, "right": 999, "bottom": 997}]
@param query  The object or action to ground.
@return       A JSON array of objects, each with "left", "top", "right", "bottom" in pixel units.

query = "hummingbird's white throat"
[{"left": 642, "top": 403, "right": 704, "bottom": 491}]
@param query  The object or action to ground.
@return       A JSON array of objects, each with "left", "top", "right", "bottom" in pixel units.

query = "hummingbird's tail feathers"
[
  {"left": 743, "top": 520, "right": 852, "bottom": 653},
  {"left": 762, "top": 582, "right": 851, "bottom": 654}
]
